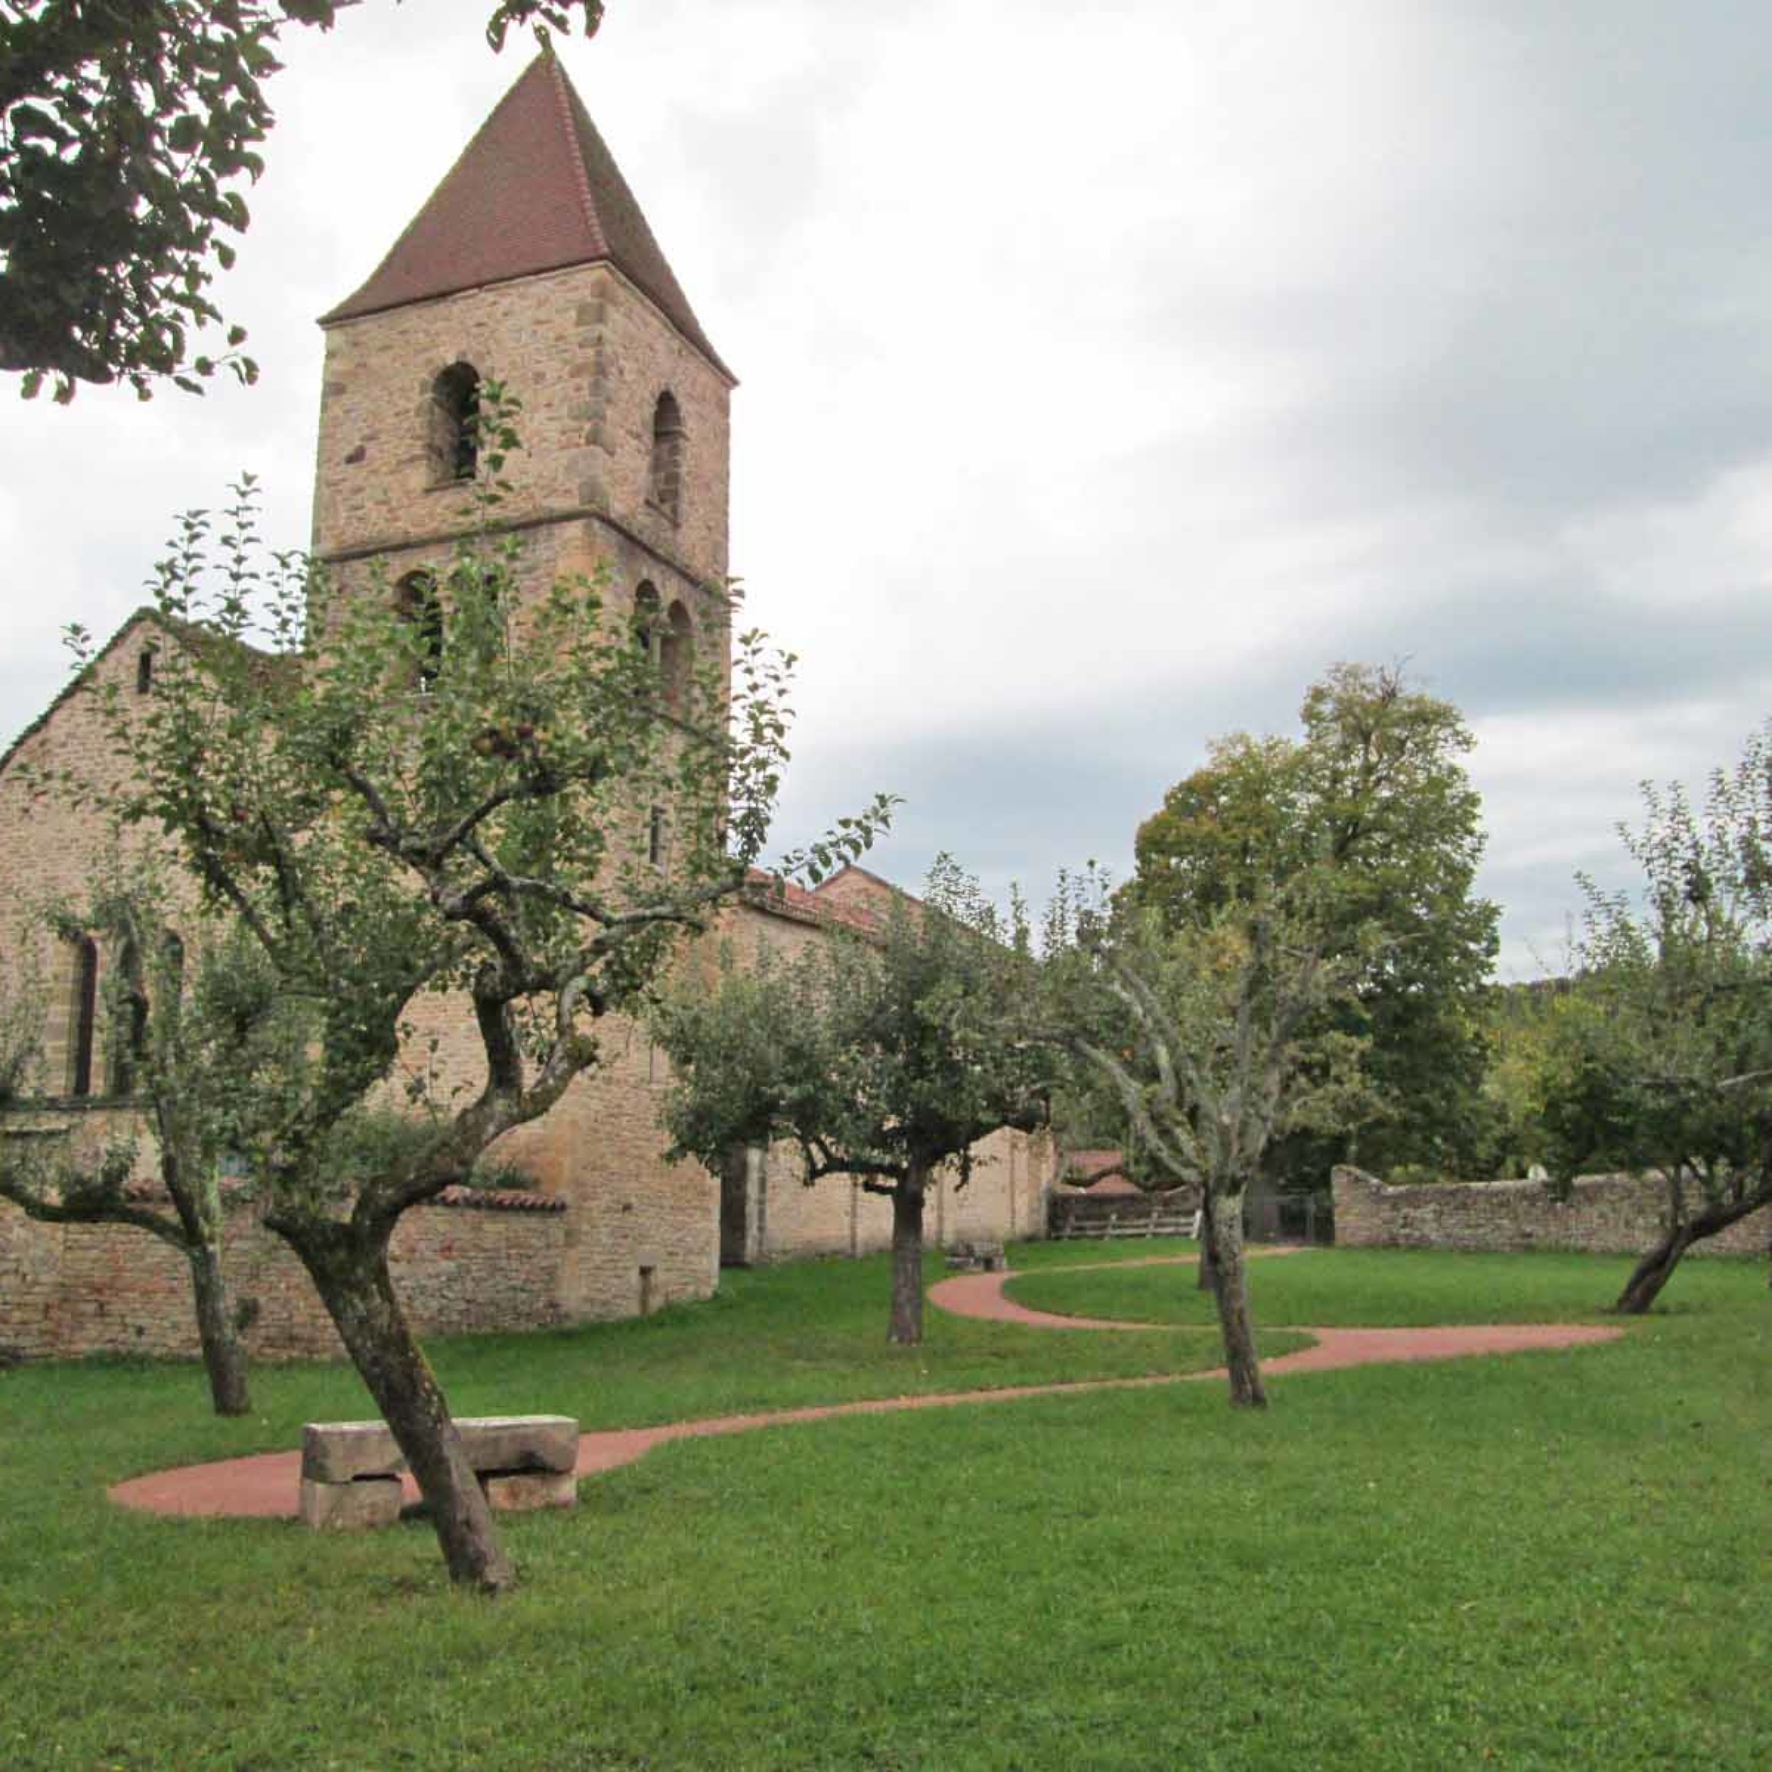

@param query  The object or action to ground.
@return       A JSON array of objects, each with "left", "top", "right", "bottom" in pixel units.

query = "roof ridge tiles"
[{"left": 543, "top": 51, "right": 607, "bottom": 258}]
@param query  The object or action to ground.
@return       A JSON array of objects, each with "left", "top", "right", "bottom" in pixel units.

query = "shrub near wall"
[
  {"left": 1332, "top": 1164, "right": 1772, "bottom": 1258},
  {"left": 0, "top": 1190, "right": 568, "bottom": 1364}
]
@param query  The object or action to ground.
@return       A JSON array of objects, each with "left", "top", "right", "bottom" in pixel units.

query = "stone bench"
[
  {"left": 299, "top": 1414, "right": 580, "bottom": 1531},
  {"left": 945, "top": 1241, "right": 1007, "bottom": 1274}
]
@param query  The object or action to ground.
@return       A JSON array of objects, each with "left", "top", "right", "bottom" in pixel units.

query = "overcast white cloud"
[{"left": 5, "top": 0, "right": 1772, "bottom": 976}]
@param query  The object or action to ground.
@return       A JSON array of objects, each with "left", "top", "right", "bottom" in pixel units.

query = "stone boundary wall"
[
  {"left": 1331, "top": 1165, "right": 1772, "bottom": 1258},
  {"left": 0, "top": 1191, "right": 568, "bottom": 1364}
]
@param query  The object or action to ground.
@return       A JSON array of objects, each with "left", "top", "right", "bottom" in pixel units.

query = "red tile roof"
[
  {"left": 1062, "top": 1149, "right": 1127, "bottom": 1181},
  {"left": 434, "top": 1185, "right": 566, "bottom": 1214},
  {"left": 321, "top": 52, "right": 732, "bottom": 381},
  {"left": 1060, "top": 1150, "right": 1149, "bottom": 1193},
  {"left": 806, "top": 865, "right": 908, "bottom": 934},
  {"left": 743, "top": 868, "right": 897, "bottom": 937},
  {"left": 120, "top": 1176, "right": 562, "bottom": 1214}
]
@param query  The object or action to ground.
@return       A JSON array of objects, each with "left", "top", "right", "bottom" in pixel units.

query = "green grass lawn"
[
  {"left": 1007, "top": 1230, "right": 1204, "bottom": 1269},
  {"left": 1001, "top": 1243, "right": 1745, "bottom": 1327},
  {"left": 2, "top": 1243, "right": 1769, "bottom": 1770}
]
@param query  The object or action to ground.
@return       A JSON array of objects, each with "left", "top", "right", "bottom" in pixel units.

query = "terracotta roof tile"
[
  {"left": 434, "top": 1185, "right": 566, "bottom": 1214},
  {"left": 119, "top": 1177, "right": 562, "bottom": 1215},
  {"left": 321, "top": 53, "right": 731, "bottom": 381},
  {"left": 804, "top": 865, "right": 912, "bottom": 934},
  {"left": 742, "top": 868, "right": 894, "bottom": 936},
  {"left": 1062, "top": 1149, "right": 1126, "bottom": 1180}
]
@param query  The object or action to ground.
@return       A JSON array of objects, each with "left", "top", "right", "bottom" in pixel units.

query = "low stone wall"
[
  {"left": 1331, "top": 1165, "right": 1772, "bottom": 1258},
  {"left": 0, "top": 1190, "right": 568, "bottom": 1364}
]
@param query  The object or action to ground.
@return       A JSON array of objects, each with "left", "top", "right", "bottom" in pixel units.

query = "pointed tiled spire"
[{"left": 322, "top": 53, "right": 730, "bottom": 379}]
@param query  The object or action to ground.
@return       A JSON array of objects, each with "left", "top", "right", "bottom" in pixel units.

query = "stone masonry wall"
[
  {"left": 748, "top": 1125, "right": 1053, "bottom": 1262},
  {"left": 0, "top": 1190, "right": 566, "bottom": 1363},
  {"left": 1332, "top": 1165, "right": 1772, "bottom": 1257},
  {"left": 312, "top": 259, "right": 731, "bottom": 719},
  {"left": 0, "top": 234, "right": 1045, "bottom": 1362},
  {"left": 313, "top": 261, "right": 731, "bottom": 586},
  {"left": 311, "top": 257, "right": 733, "bottom": 926},
  {"left": 711, "top": 895, "right": 1055, "bottom": 1264},
  {"left": 0, "top": 632, "right": 195, "bottom": 1102},
  {"left": 0, "top": 669, "right": 1045, "bottom": 1359},
  {"left": 0, "top": 626, "right": 711, "bottom": 1344}
]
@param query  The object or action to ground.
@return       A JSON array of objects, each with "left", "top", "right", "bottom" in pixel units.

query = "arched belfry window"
[
  {"left": 429, "top": 362, "right": 480, "bottom": 484},
  {"left": 660, "top": 601, "right": 694, "bottom": 714},
  {"left": 396, "top": 571, "right": 445, "bottom": 690},
  {"left": 136, "top": 646, "right": 157, "bottom": 695},
  {"left": 67, "top": 935, "right": 98, "bottom": 1099},
  {"left": 632, "top": 582, "right": 661, "bottom": 662},
  {"left": 648, "top": 391, "right": 684, "bottom": 522}
]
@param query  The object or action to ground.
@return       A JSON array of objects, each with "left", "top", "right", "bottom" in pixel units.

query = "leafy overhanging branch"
[{"left": 1, "top": 2, "right": 607, "bottom": 401}]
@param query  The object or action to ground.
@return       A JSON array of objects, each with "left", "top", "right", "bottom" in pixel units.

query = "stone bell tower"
[{"left": 310, "top": 50, "right": 734, "bottom": 661}]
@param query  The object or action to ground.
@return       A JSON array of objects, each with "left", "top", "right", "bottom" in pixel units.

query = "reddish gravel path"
[
  {"left": 930, "top": 1254, "right": 1619, "bottom": 1376},
  {"left": 110, "top": 1375, "right": 1251, "bottom": 1520},
  {"left": 929, "top": 1247, "right": 1308, "bottom": 1330},
  {"left": 109, "top": 1254, "right": 1623, "bottom": 1522}
]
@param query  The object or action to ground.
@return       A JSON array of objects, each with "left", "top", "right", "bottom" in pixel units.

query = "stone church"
[{"left": 0, "top": 54, "right": 1052, "bottom": 1364}]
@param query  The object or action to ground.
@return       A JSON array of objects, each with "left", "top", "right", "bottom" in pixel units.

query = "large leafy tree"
[
  {"left": 0, "top": 1, "right": 604, "bottom": 401},
  {"left": 0, "top": 878, "right": 291, "bottom": 1415},
  {"left": 1049, "top": 873, "right": 1371, "bottom": 1407},
  {"left": 1127, "top": 663, "right": 1499, "bottom": 1182},
  {"left": 654, "top": 858, "right": 1048, "bottom": 1346},
  {"left": 53, "top": 396, "right": 889, "bottom": 1591},
  {"left": 1539, "top": 729, "right": 1772, "bottom": 1314}
]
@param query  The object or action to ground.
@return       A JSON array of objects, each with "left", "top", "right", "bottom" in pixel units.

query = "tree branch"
[
  {"left": 1072, "top": 1036, "right": 1200, "bottom": 1184},
  {"left": 0, "top": 1161, "right": 189, "bottom": 1252}
]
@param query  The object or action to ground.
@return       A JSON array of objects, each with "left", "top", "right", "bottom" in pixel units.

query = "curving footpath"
[
  {"left": 110, "top": 1253, "right": 1621, "bottom": 1521},
  {"left": 930, "top": 1255, "right": 1622, "bottom": 1373}
]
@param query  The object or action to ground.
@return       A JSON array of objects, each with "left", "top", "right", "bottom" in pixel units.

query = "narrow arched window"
[
  {"left": 68, "top": 936, "right": 98, "bottom": 1099},
  {"left": 648, "top": 392, "right": 684, "bottom": 522},
  {"left": 660, "top": 601, "right": 694, "bottom": 714},
  {"left": 632, "top": 581, "right": 661, "bottom": 663},
  {"left": 396, "top": 572, "right": 445, "bottom": 691},
  {"left": 162, "top": 929, "right": 185, "bottom": 994},
  {"left": 429, "top": 362, "right": 481, "bottom": 484},
  {"left": 136, "top": 647, "right": 157, "bottom": 695},
  {"left": 647, "top": 805, "right": 668, "bottom": 869},
  {"left": 108, "top": 939, "right": 148, "bottom": 1098}
]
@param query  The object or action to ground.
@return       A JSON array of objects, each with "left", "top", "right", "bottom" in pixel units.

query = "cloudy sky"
[{"left": 5, "top": 0, "right": 1772, "bottom": 976}]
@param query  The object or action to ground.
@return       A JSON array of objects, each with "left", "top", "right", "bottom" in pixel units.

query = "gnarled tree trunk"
[
  {"left": 0, "top": 1165, "right": 254, "bottom": 1418},
  {"left": 1207, "top": 1187, "right": 1266, "bottom": 1408},
  {"left": 1614, "top": 1178, "right": 1772, "bottom": 1315},
  {"left": 187, "top": 1241, "right": 251, "bottom": 1416},
  {"left": 1196, "top": 1192, "right": 1216, "bottom": 1292},
  {"left": 288, "top": 1220, "right": 514, "bottom": 1593},
  {"left": 888, "top": 1167, "right": 928, "bottom": 1346}
]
